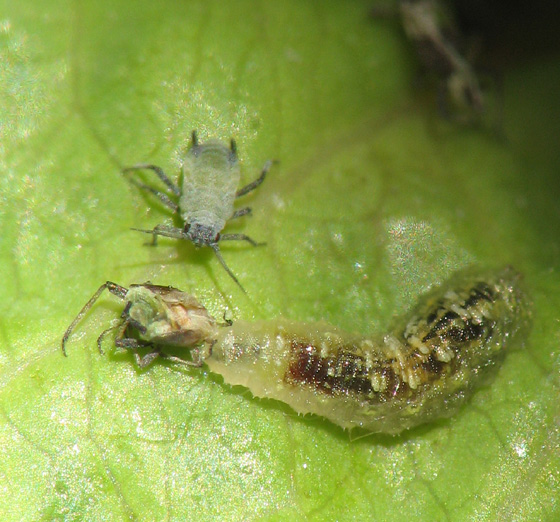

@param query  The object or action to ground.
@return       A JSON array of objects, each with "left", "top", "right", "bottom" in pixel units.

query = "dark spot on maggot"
[
  {"left": 433, "top": 310, "right": 460, "bottom": 331},
  {"left": 426, "top": 303, "right": 448, "bottom": 327},
  {"left": 463, "top": 283, "right": 495, "bottom": 309},
  {"left": 426, "top": 311, "right": 438, "bottom": 325},
  {"left": 422, "top": 352, "right": 446, "bottom": 375},
  {"left": 284, "top": 342, "right": 372, "bottom": 396},
  {"left": 381, "top": 366, "right": 404, "bottom": 398},
  {"left": 285, "top": 342, "right": 412, "bottom": 401},
  {"left": 422, "top": 316, "right": 489, "bottom": 345},
  {"left": 444, "top": 321, "right": 488, "bottom": 343}
]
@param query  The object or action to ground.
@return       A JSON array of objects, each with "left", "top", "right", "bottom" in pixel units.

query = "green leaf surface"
[{"left": 1, "top": 0, "right": 559, "bottom": 520}]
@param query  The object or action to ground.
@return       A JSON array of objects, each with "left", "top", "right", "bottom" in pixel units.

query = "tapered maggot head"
[{"left": 126, "top": 284, "right": 219, "bottom": 346}]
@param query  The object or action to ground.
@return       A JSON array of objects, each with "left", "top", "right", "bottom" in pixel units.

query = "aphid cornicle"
[
  {"left": 61, "top": 282, "right": 218, "bottom": 368},
  {"left": 62, "top": 267, "right": 530, "bottom": 435},
  {"left": 123, "top": 131, "right": 274, "bottom": 292}
]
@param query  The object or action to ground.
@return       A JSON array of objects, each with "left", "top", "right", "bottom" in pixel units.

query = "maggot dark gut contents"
[{"left": 62, "top": 267, "right": 530, "bottom": 435}]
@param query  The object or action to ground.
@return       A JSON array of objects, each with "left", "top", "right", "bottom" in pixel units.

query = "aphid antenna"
[
  {"left": 211, "top": 244, "right": 247, "bottom": 294},
  {"left": 61, "top": 281, "right": 129, "bottom": 356}
]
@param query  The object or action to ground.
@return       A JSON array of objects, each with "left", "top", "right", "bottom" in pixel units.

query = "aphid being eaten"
[
  {"left": 62, "top": 267, "right": 530, "bottom": 434},
  {"left": 123, "top": 131, "right": 275, "bottom": 292},
  {"left": 61, "top": 282, "right": 218, "bottom": 368}
]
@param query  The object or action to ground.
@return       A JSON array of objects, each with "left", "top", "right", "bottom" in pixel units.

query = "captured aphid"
[
  {"left": 123, "top": 131, "right": 274, "bottom": 292},
  {"left": 61, "top": 282, "right": 218, "bottom": 368},
  {"left": 62, "top": 267, "right": 530, "bottom": 435}
]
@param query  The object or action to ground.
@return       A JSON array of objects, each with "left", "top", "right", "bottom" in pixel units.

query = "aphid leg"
[
  {"left": 236, "top": 160, "right": 274, "bottom": 198},
  {"left": 115, "top": 335, "right": 162, "bottom": 368},
  {"left": 125, "top": 176, "right": 179, "bottom": 213},
  {"left": 118, "top": 335, "right": 202, "bottom": 368},
  {"left": 191, "top": 130, "right": 199, "bottom": 147},
  {"left": 230, "top": 138, "right": 237, "bottom": 155},
  {"left": 220, "top": 233, "right": 266, "bottom": 247},
  {"left": 158, "top": 352, "right": 204, "bottom": 368},
  {"left": 211, "top": 244, "right": 246, "bottom": 294},
  {"left": 122, "top": 164, "right": 181, "bottom": 197},
  {"left": 231, "top": 207, "right": 252, "bottom": 220},
  {"left": 61, "top": 281, "right": 129, "bottom": 356}
]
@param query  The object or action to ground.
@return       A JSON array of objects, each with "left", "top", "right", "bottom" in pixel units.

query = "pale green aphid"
[
  {"left": 62, "top": 267, "right": 530, "bottom": 435},
  {"left": 122, "top": 131, "right": 275, "bottom": 292}
]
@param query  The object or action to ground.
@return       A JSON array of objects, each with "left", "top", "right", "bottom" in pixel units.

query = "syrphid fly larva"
[
  {"left": 62, "top": 267, "right": 530, "bottom": 434},
  {"left": 204, "top": 266, "right": 529, "bottom": 434},
  {"left": 61, "top": 282, "right": 218, "bottom": 368},
  {"left": 123, "top": 131, "right": 274, "bottom": 292}
]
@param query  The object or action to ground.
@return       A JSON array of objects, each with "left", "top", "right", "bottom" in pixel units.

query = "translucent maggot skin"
[
  {"left": 180, "top": 139, "right": 240, "bottom": 239},
  {"left": 126, "top": 284, "right": 219, "bottom": 348},
  {"left": 202, "top": 267, "right": 530, "bottom": 434}
]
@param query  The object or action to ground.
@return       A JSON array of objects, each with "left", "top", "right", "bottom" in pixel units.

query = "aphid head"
[
  {"left": 182, "top": 223, "right": 246, "bottom": 293},
  {"left": 184, "top": 222, "right": 220, "bottom": 247}
]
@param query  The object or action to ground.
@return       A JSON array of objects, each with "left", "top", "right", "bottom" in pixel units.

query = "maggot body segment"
[
  {"left": 61, "top": 282, "right": 218, "bottom": 368},
  {"left": 123, "top": 131, "right": 274, "bottom": 292},
  {"left": 62, "top": 267, "right": 530, "bottom": 434}
]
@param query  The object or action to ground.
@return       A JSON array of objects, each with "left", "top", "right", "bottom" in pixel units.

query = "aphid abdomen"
[{"left": 180, "top": 140, "right": 240, "bottom": 230}]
